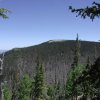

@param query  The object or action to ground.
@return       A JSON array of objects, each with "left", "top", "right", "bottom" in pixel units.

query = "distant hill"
[{"left": 2, "top": 40, "right": 100, "bottom": 85}]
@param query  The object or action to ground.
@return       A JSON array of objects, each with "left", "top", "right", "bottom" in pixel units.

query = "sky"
[{"left": 0, "top": 0, "right": 100, "bottom": 50}]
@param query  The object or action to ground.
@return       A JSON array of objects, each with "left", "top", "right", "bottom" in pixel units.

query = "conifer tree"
[
  {"left": 3, "top": 84, "right": 12, "bottom": 100},
  {"left": 65, "top": 34, "right": 83, "bottom": 100},
  {"left": 17, "top": 74, "right": 32, "bottom": 100},
  {"left": 73, "top": 56, "right": 91, "bottom": 99},
  {"left": 47, "top": 85, "right": 55, "bottom": 100},
  {"left": 71, "top": 34, "right": 80, "bottom": 68},
  {"left": 32, "top": 60, "right": 48, "bottom": 100}
]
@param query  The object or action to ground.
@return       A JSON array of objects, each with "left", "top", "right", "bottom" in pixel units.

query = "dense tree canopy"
[
  {"left": 69, "top": 2, "right": 100, "bottom": 21},
  {"left": 74, "top": 57, "right": 100, "bottom": 99}
]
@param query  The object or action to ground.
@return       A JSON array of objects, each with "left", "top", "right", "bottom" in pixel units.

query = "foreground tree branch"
[
  {"left": 69, "top": 2, "right": 100, "bottom": 21},
  {"left": 0, "top": 8, "right": 9, "bottom": 19}
]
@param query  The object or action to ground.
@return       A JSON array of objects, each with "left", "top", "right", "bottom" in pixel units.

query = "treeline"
[{"left": 3, "top": 35, "right": 100, "bottom": 100}]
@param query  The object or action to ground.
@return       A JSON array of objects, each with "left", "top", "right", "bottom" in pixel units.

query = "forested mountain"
[{"left": 2, "top": 40, "right": 100, "bottom": 85}]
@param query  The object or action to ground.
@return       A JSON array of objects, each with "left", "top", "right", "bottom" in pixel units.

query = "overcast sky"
[{"left": 0, "top": 0, "right": 100, "bottom": 50}]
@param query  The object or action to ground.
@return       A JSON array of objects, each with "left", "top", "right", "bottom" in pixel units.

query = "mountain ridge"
[{"left": 2, "top": 40, "right": 100, "bottom": 85}]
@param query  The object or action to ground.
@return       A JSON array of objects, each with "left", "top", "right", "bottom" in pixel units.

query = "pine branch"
[
  {"left": 0, "top": 8, "right": 10, "bottom": 19},
  {"left": 69, "top": 2, "right": 100, "bottom": 21}
]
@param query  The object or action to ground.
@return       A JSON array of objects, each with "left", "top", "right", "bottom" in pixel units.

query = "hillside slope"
[{"left": 2, "top": 40, "right": 100, "bottom": 85}]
